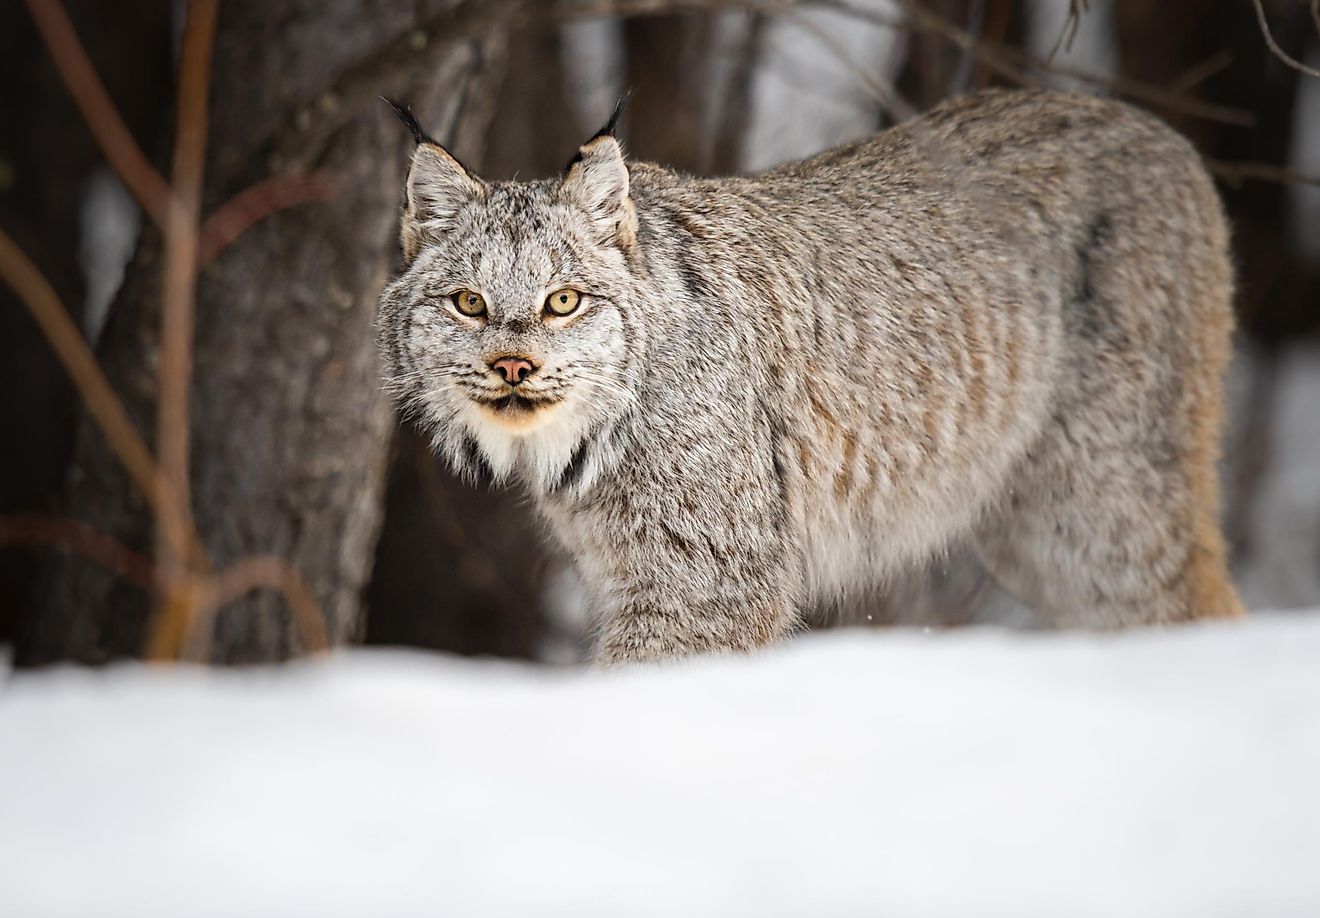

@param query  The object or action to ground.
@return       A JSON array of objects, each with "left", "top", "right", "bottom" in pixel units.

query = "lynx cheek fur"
[{"left": 378, "top": 89, "right": 1244, "bottom": 664}]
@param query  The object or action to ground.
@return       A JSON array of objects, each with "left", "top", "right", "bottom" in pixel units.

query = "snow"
[{"left": 2, "top": 615, "right": 1319, "bottom": 918}]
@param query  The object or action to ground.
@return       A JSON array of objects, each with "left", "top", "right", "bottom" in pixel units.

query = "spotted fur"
[{"left": 377, "top": 89, "right": 1244, "bottom": 664}]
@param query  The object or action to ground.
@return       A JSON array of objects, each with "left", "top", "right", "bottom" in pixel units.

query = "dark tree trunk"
[
  {"left": 1115, "top": 0, "right": 1313, "bottom": 340},
  {"left": 709, "top": 13, "right": 765, "bottom": 175},
  {"left": 19, "top": 1, "right": 505, "bottom": 664},
  {"left": 623, "top": 15, "right": 717, "bottom": 171},
  {"left": 482, "top": 24, "right": 583, "bottom": 180},
  {"left": 896, "top": 0, "right": 977, "bottom": 110}
]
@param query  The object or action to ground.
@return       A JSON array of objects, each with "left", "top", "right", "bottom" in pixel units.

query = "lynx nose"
[{"left": 490, "top": 356, "right": 537, "bottom": 386}]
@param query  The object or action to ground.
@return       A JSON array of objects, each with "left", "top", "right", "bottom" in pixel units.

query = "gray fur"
[{"left": 378, "top": 89, "right": 1244, "bottom": 664}]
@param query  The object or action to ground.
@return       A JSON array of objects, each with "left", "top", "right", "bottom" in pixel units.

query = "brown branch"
[
  {"left": 153, "top": 0, "right": 218, "bottom": 626},
  {"left": 1250, "top": 0, "right": 1320, "bottom": 79},
  {"left": 0, "top": 514, "right": 156, "bottom": 590},
  {"left": 1206, "top": 157, "right": 1320, "bottom": 189},
  {"left": 198, "top": 172, "right": 344, "bottom": 267},
  {"left": 0, "top": 228, "right": 189, "bottom": 544},
  {"left": 174, "top": 556, "right": 330, "bottom": 662},
  {"left": 21, "top": 0, "right": 174, "bottom": 225}
]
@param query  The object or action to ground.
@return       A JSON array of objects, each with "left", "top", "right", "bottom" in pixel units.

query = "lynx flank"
[{"left": 378, "top": 89, "right": 1244, "bottom": 664}]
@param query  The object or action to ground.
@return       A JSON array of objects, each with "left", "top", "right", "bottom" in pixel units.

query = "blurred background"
[{"left": 1, "top": 0, "right": 1317, "bottom": 666}]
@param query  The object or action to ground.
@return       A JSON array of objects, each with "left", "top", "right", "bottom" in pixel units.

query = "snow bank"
[{"left": 2, "top": 615, "right": 1319, "bottom": 918}]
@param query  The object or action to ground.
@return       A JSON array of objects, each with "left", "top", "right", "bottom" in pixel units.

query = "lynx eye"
[
  {"left": 544, "top": 288, "right": 581, "bottom": 317},
  {"left": 450, "top": 289, "right": 487, "bottom": 318}
]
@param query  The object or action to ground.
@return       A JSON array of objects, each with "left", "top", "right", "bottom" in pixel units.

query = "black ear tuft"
[
  {"left": 382, "top": 97, "right": 434, "bottom": 146},
  {"left": 591, "top": 90, "right": 633, "bottom": 142}
]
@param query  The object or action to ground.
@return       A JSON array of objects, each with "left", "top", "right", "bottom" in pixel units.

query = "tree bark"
[{"left": 20, "top": 1, "right": 505, "bottom": 664}]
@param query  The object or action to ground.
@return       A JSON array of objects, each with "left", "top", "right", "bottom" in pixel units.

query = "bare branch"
[
  {"left": 175, "top": 556, "right": 330, "bottom": 662},
  {"left": 198, "top": 172, "right": 344, "bottom": 267},
  {"left": 1046, "top": 0, "right": 1090, "bottom": 63},
  {"left": 1250, "top": 0, "right": 1320, "bottom": 78},
  {"left": 21, "top": 0, "right": 174, "bottom": 225},
  {"left": 1206, "top": 157, "right": 1320, "bottom": 189},
  {"left": 0, "top": 514, "right": 156, "bottom": 590},
  {"left": 154, "top": 0, "right": 218, "bottom": 607},
  {"left": 0, "top": 228, "right": 188, "bottom": 546}
]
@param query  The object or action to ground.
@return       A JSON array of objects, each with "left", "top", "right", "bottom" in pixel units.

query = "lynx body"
[{"left": 378, "top": 89, "right": 1243, "bottom": 664}]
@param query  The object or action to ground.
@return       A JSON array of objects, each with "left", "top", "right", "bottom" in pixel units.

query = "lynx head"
[{"left": 378, "top": 99, "right": 644, "bottom": 491}]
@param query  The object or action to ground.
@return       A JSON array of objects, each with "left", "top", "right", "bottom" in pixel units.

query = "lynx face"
[{"left": 379, "top": 130, "right": 642, "bottom": 488}]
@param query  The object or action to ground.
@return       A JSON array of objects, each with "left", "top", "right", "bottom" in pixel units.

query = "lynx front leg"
[
  {"left": 581, "top": 495, "right": 802, "bottom": 665},
  {"left": 596, "top": 579, "right": 798, "bottom": 665}
]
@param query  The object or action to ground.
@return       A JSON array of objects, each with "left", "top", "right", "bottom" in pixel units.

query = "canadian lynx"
[{"left": 378, "top": 89, "right": 1244, "bottom": 664}]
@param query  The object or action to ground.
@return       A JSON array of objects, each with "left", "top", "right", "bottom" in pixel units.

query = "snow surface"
[{"left": 2, "top": 616, "right": 1319, "bottom": 918}]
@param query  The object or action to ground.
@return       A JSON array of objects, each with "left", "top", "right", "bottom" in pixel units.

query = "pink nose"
[{"left": 490, "top": 356, "right": 537, "bottom": 385}]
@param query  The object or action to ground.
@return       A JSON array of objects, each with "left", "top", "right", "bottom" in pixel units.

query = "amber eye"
[
  {"left": 450, "top": 289, "right": 486, "bottom": 318},
  {"left": 544, "top": 288, "right": 581, "bottom": 317}
]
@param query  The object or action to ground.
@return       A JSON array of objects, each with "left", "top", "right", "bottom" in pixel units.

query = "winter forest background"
[{"left": 2, "top": 0, "right": 1319, "bottom": 665}]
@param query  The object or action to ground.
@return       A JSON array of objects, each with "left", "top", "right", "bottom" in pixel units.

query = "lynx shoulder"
[{"left": 378, "top": 89, "right": 1244, "bottom": 664}]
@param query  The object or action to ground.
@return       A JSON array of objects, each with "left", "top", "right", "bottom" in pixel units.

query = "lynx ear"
[
  {"left": 559, "top": 97, "right": 636, "bottom": 251},
  {"left": 386, "top": 99, "right": 486, "bottom": 262}
]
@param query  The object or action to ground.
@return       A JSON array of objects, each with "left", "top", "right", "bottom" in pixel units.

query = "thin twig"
[
  {"left": 0, "top": 514, "right": 156, "bottom": 589},
  {"left": 1250, "top": 0, "right": 1320, "bottom": 78},
  {"left": 1170, "top": 49, "right": 1236, "bottom": 95},
  {"left": 1046, "top": 0, "right": 1089, "bottom": 63},
  {"left": 21, "top": 0, "right": 174, "bottom": 225},
  {"left": 198, "top": 171, "right": 343, "bottom": 266},
  {"left": 1206, "top": 157, "right": 1320, "bottom": 189}
]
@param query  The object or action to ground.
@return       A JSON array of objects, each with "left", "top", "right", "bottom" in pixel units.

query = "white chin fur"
[{"left": 461, "top": 400, "right": 591, "bottom": 491}]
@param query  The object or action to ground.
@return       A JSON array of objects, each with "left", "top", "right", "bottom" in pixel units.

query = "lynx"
[{"left": 377, "top": 89, "right": 1244, "bottom": 664}]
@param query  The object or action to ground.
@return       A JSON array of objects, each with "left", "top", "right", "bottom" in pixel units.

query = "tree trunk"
[
  {"left": 20, "top": 1, "right": 505, "bottom": 664},
  {"left": 623, "top": 15, "right": 717, "bottom": 171},
  {"left": 1115, "top": 0, "right": 1311, "bottom": 340}
]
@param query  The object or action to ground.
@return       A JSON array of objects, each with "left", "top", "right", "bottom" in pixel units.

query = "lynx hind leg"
[
  {"left": 973, "top": 424, "right": 1243, "bottom": 628},
  {"left": 974, "top": 202, "right": 1244, "bottom": 627}
]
